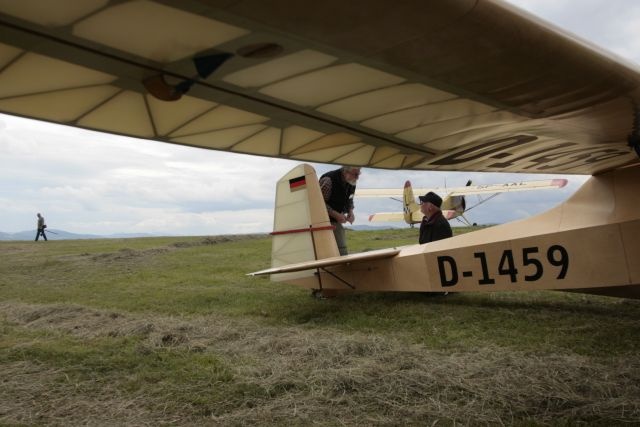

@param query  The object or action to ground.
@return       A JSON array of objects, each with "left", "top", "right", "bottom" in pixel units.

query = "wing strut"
[
  {"left": 286, "top": 224, "right": 354, "bottom": 292},
  {"left": 316, "top": 268, "right": 356, "bottom": 290},
  {"left": 629, "top": 103, "right": 640, "bottom": 158},
  {"left": 308, "top": 224, "right": 326, "bottom": 292}
]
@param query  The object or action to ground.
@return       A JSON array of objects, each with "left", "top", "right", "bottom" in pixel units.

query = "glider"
[
  {"left": 0, "top": 1, "right": 638, "bottom": 297},
  {"left": 251, "top": 163, "right": 637, "bottom": 299},
  {"left": 358, "top": 178, "right": 568, "bottom": 226}
]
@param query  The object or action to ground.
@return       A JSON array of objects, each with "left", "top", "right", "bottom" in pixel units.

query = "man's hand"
[
  {"left": 329, "top": 209, "right": 347, "bottom": 223},
  {"left": 346, "top": 211, "right": 355, "bottom": 224},
  {"left": 337, "top": 213, "right": 348, "bottom": 223}
]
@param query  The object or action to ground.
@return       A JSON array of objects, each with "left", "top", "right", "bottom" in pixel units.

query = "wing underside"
[
  {"left": 356, "top": 178, "right": 568, "bottom": 199},
  {"left": 420, "top": 179, "right": 569, "bottom": 196},
  {"left": 0, "top": 0, "right": 638, "bottom": 174}
]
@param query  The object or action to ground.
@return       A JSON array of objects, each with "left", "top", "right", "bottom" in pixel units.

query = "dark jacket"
[
  {"left": 320, "top": 168, "right": 355, "bottom": 214},
  {"left": 419, "top": 211, "right": 452, "bottom": 244}
]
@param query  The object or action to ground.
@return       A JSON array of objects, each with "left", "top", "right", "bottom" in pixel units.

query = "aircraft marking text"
[{"left": 437, "top": 245, "right": 569, "bottom": 288}]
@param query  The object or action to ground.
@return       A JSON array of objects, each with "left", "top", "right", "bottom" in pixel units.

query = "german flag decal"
[{"left": 289, "top": 175, "right": 307, "bottom": 191}]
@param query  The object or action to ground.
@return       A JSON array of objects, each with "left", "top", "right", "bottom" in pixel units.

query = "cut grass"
[{"left": 1, "top": 228, "right": 639, "bottom": 425}]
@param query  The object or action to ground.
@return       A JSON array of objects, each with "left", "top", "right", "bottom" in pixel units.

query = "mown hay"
[{"left": 2, "top": 302, "right": 639, "bottom": 425}]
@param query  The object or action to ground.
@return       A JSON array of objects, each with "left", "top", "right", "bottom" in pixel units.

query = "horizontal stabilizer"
[
  {"left": 249, "top": 247, "right": 400, "bottom": 276},
  {"left": 369, "top": 211, "right": 423, "bottom": 223},
  {"left": 369, "top": 212, "right": 405, "bottom": 222}
]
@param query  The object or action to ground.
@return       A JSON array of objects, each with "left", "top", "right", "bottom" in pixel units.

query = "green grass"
[{"left": 1, "top": 228, "right": 639, "bottom": 425}]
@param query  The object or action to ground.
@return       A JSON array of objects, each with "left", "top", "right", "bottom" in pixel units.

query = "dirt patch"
[
  {"left": 58, "top": 234, "right": 268, "bottom": 261},
  {"left": 0, "top": 245, "right": 32, "bottom": 255},
  {"left": 171, "top": 234, "right": 267, "bottom": 248},
  {"left": 89, "top": 247, "right": 170, "bottom": 262}
]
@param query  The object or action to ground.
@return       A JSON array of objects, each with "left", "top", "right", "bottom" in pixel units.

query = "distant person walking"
[
  {"left": 418, "top": 192, "right": 452, "bottom": 244},
  {"left": 35, "top": 213, "right": 47, "bottom": 241}
]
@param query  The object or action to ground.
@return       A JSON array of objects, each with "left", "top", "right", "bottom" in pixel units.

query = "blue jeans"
[
  {"left": 35, "top": 228, "right": 47, "bottom": 241},
  {"left": 332, "top": 221, "right": 347, "bottom": 255}
]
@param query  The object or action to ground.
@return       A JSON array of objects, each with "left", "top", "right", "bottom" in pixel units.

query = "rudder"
[{"left": 270, "top": 164, "right": 340, "bottom": 281}]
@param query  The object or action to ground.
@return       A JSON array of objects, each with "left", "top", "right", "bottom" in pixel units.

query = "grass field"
[{"left": 1, "top": 228, "right": 639, "bottom": 425}]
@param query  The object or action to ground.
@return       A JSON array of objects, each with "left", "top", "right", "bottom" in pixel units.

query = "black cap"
[{"left": 418, "top": 191, "right": 442, "bottom": 208}]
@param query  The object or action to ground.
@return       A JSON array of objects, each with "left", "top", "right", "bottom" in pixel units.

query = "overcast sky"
[{"left": 1, "top": 0, "right": 638, "bottom": 236}]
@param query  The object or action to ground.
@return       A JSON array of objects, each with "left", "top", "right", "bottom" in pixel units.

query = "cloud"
[{"left": 0, "top": 114, "right": 306, "bottom": 234}]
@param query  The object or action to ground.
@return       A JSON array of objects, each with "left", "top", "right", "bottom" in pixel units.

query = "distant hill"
[{"left": 0, "top": 230, "right": 158, "bottom": 241}]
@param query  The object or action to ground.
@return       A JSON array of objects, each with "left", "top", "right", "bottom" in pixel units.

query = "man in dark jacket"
[
  {"left": 418, "top": 192, "right": 452, "bottom": 244},
  {"left": 319, "top": 166, "right": 361, "bottom": 255}
]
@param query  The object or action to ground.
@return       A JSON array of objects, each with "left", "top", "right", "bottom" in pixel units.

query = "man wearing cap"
[
  {"left": 319, "top": 166, "right": 361, "bottom": 255},
  {"left": 418, "top": 192, "right": 452, "bottom": 244}
]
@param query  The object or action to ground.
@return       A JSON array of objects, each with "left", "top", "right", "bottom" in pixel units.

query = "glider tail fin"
[
  {"left": 269, "top": 164, "right": 339, "bottom": 281},
  {"left": 403, "top": 180, "right": 422, "bottom": 224},
  {"left": 442, "top": 180, "right": 469, "bottom": 221}
]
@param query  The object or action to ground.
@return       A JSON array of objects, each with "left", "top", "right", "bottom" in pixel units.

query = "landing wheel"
[{"left": 311, "top": 289, "right": 340, "bottom": 299}]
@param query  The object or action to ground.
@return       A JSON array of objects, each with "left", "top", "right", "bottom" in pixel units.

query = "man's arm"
[
  {"left": 319, "top": 176, "right": 332, "bottom": 204},
  {"left": 346, "top": 187, "right": 355, "bottom": 223},
  {"left": 320, "top": 176, "right": 347, "bottom": 223},
  {"left": 433, "top": 219, "right": 452, "bottom": 241}
]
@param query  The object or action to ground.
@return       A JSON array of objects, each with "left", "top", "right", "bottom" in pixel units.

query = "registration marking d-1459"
[{"left": 436, "top": 245, "right": 569, "bottom": 287}]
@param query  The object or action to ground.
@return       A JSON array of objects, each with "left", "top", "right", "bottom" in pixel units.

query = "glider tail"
[
  {"left": 441, "top": 180, "right": 470, "bottom": 221},
  {"left": 269, "top": 164, "right": 339, "bottom": 281},
  {"left": 403, "top": 180, "right": 422, "bottom": 224}
]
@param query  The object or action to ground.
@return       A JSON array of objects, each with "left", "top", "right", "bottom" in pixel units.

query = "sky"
[{"left": 1, "top": 0, "right": 639, "bottom": 237}]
